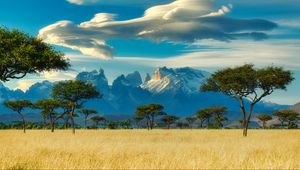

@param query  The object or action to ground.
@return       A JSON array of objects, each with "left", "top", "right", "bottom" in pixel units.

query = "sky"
[{"left": 0, "top": 0, "right": 299, "bottom": 105}]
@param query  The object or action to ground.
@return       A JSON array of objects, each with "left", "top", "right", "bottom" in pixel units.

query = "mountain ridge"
[{"left": 0, "top": 67, "right": 290, "bottom": 121}]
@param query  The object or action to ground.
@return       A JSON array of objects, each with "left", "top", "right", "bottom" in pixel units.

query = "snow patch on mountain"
[{"left": 141, "top": 67, "right": 210, "bottom": 94}]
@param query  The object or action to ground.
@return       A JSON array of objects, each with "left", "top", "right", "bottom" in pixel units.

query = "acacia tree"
[
  {"left": 79, "top": 109, "right": 97, "bottom": 128},
  {"left": 196, "top": 108, "right": 214, "bottom": 129},
  {"left": 185, "top": 117, "right": 197, "bottom": 129},
  {"left": 135, "top": 104, "right": 165, "bottom": 130},
  {"left": 256, "top": 114, "right": 272, "bottom": 129},
  {"left": 4, "top": 100, "right": 32, "bottom": 133},
  {"left": 201, "top": 64, "right": 294, "bottom": 136},
  {"left": 0, "top": 27, "right": 69, "bottom": 82},
  {"left": 274, "top": 110, "right": 299, "bottom": 129},
  {"left": 52, "top": 80, "right": 101, "bottom": 134},
  {"left": 34, "top": 99, "right": 61, "bottom": 132},
  {"left": 91, "top": 115, "right": 106, "bottom": 128},
  {"left": 211, "top": 106, "right": 228, "bottom": 128},
  {"left": 134, "top": 116, "right": 144, "bottom": 129},
  {"left": 161, "top": 115, "right": 179, "bottom": 129},
  {"left": 196, "top": 110, "right": 207, "bottom": 128}
]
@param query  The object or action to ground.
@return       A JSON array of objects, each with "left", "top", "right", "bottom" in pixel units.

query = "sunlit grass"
[{"left": 0, "top": 130, "right": 299, "bottom": 169}]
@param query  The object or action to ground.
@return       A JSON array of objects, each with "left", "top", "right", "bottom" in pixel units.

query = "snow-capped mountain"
[
  {"left": 141, "top": 67, "right": 210, "bottom": 94},
  {"left": 0, "top": 67, "right": 289, "bottom": 122}
]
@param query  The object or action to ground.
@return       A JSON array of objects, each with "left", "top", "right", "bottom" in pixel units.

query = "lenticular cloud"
[{"left": 39, "top": 0, "right": 277, "bottom": 59}]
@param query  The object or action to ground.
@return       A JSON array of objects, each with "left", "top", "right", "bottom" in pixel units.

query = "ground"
[{"left": 0, "top": 130, "right": 299, "bottom": 169}]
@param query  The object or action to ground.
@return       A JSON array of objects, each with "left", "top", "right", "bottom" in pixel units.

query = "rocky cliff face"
[{"left": 0, "top": 67, "right": 289, "bottom": 121}]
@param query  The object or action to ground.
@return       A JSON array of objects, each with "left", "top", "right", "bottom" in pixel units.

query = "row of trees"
[
  {"left": 0, "top": 27, "right": 297, "bottom": 136},
  {"left": 4, "top": 80, "right": 101, "bottom": 134}
]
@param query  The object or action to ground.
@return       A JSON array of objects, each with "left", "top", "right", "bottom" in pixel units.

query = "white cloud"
[
  {"left": 66, "top": 0, "right": 172, "bottom": 6},
  {"left": 39, "top": 0, "right": 276, "bottom": 59},
  {"left": 113, "top": 39, "right": 300, "bottom": 70},
  {"left": 16, "top": 80, "right": 38, "bottom": 91},
  {"left": 13, "top": 71, "right": 77, "bottom": 92},
  {"left": 67, "top": 0, "right": 99, "bottom": 5}
]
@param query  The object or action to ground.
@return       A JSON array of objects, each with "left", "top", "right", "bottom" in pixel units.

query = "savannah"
[
  {"left": 1, "top": 0, "right": 300, "bottom": 170},
  {"left": 1, "top": 130, "right": 299, "bottom": 169}
]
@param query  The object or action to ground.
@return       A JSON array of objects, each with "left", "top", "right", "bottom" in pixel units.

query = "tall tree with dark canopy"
[
  {"left": 4, "top": 100, "right": 32, "bottom": 133},
  {"left": 34, "top": 99, "right": 62, "bottom": 132},
  {"left": 197, "top": 108, "right": 215, "bottom": 129},
  {"left": 211, "top": 106, "right": 228, "bottom": 128},
  {"left": 201, "top": 64, "right": 294, "bottom": 136},
  {"left": 274, "top": 110, "right": 299, "bottom": 129},
  {"left": 79, "top": 109, "right": 97, "bottom": 128},
  {"left": 52, "top": 80, "right": 101, "bottom": 134},
  {"left": 135, "top": 104, "right": 165, "bottom": 130},
  {"left": 0, "top": 27, "right": 69, "bottom": 82},
  {"left": 256, "top": 114, "right": 272, "bottom": 129},
  {"left": 91, "top": 115, "right": 106, "bottom": 128},
  {"left": 161, "top": 115, "right": 179, "bottom": 129}
]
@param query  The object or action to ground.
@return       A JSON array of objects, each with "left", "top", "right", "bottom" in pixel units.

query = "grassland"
[{"left": 0, "top": 130, "right": 299, "bottom": 169}]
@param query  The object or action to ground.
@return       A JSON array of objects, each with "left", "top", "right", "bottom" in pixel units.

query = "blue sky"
[{"left": 0, "top": 0, "right": 299, "bottom": 105}]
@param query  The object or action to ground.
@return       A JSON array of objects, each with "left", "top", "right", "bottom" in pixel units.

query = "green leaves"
[
  {"left": 4, "top": 100, "right": 32, "bottom": 113},
  {"left": 0, "top": 27, "right": 70, "bottom": 82},
  {"left": 201, "top": 64, "right": 294, "bottom": 103},
  {"left": 256, "top": 114, "right": 272, "bottom": 122},
  {"left": 52, "top": 80, "right": 101, "bottom": 103},
  {"left": 135, "top": 104, "right": 165, "bottom": 118}
]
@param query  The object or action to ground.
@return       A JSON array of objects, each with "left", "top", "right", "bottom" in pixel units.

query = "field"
[{"left": 0, "top": 130, "right": 299, "bottom": 169}]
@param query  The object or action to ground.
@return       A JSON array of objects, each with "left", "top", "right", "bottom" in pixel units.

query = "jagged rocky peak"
[
  {"left": 152, "top": 66, "right": 174, "bottom": 80},
  {"left": 141, "top": 66, "right": 210, "bottom": 94},
  {"left": 112, "top": 75, "right": 131, "bottom": 87},
  {"left": 144, "top": 73, "right": 151, "bottom": 83},
  {"left": 125, "top": 71, "right": 142, "bottom": 87},
  {"left": 76, "top": 68, "right": 107, "bottom": 82}
]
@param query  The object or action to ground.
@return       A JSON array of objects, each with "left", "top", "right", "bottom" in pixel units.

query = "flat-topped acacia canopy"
[{"left": 0, "top": 27, "right": 70, "bottom": 82}]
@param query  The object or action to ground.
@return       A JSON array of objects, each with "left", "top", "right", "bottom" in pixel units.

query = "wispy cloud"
[
  {"left": 113, "top": 39, "right": 300, "bottom": 70},
  {"left": 39, "top": 0, "right": 276, "bottom": 59}
]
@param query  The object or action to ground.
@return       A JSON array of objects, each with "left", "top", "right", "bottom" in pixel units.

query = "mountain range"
[{"left": 0, "top": 67, "right": 290, "bottom": 122}]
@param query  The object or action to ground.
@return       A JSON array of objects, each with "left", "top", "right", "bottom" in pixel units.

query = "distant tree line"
[{"left": 0, "top": 27, "right": 298, "bottom": 136}]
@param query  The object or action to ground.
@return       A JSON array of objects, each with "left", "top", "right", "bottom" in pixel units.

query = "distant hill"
[
  {"left": 290, "top": 103, "right": 300, "bottom": 113},
  {"left": 0, "top": 67, "right": 289, "bottom": 122}
]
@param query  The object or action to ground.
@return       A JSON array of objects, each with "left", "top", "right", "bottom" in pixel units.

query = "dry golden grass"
[{"left": 0, "top": 130, "right": 299, "bottom": 169}]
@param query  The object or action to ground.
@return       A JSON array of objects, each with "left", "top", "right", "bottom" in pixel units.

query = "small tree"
[
  {"left": 4, "top": 100, "right": 32, "bottom": 133},
  {"left": 274, "top": 110, "right": 299, "bottom": 129},
  {"left": 201, "top": 64, "right": 294, "bottom": 136},
  {"left": 161, "top": 115, "right": 179, "bottom": 129},
  {"left": 52, "top": 80, "right": 101, "bottom": 134},
  {"left": 256, "top": 114, "right": 272, "bottom": 129},
  {"left": 196, "top": 110, "right": 207, "bottom": 128},
  {"left": 91, "top": 116, "right": 106, "bottom": 128},
  {"left": 79, "top": 109, "right": 97, "bottom": 128},
  {"left": 196, "top": 108, "right": 214, "bottom": 129},
  {"left": 119, "top": 120, "right": 131, "bottom": 129},
  {"left": 185, "top": 117, "right": 197, "bottom": 129},
  {"left": 134, "top": 116, "right": 144, "bottom": 129},
  {"left": 0, "top": 27, "right": 69, "bottom": 82},
  {"left": 211, "top": 106, "right": 228, "bottom": 128},
  {"left": 135, "top": 104, "right": 165, "bottom": 130},
  {"left": 34, "top": 99, "right": 61, "bottom": 132}
]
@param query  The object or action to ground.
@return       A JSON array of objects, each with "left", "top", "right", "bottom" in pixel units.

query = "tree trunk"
[
  {"left": 206, "top": 118, "right": 210, "bottom": 129},
  {"left": 150, "top": 115, "right": 154, "bottom": 130},
  {"left": 71, "top": 117, "right": 75, "bottom": 134},
  {"left": 18, "top": 112, "right": 26, "bottom": 133},
  {"left": 238, "top": 97, "right": 246, "bottom": 130},
  {"left": 84, "top": 116, "right": 87, "bottom": 129},
  {"left": 262, "top": 121, "right": 266, "bottom": 129},
  {"left": 243, "top": 104, "right": 254, "bottom": 137},
  {"left": 51, "top": 121, "right": 55, "bottom": 132}
]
